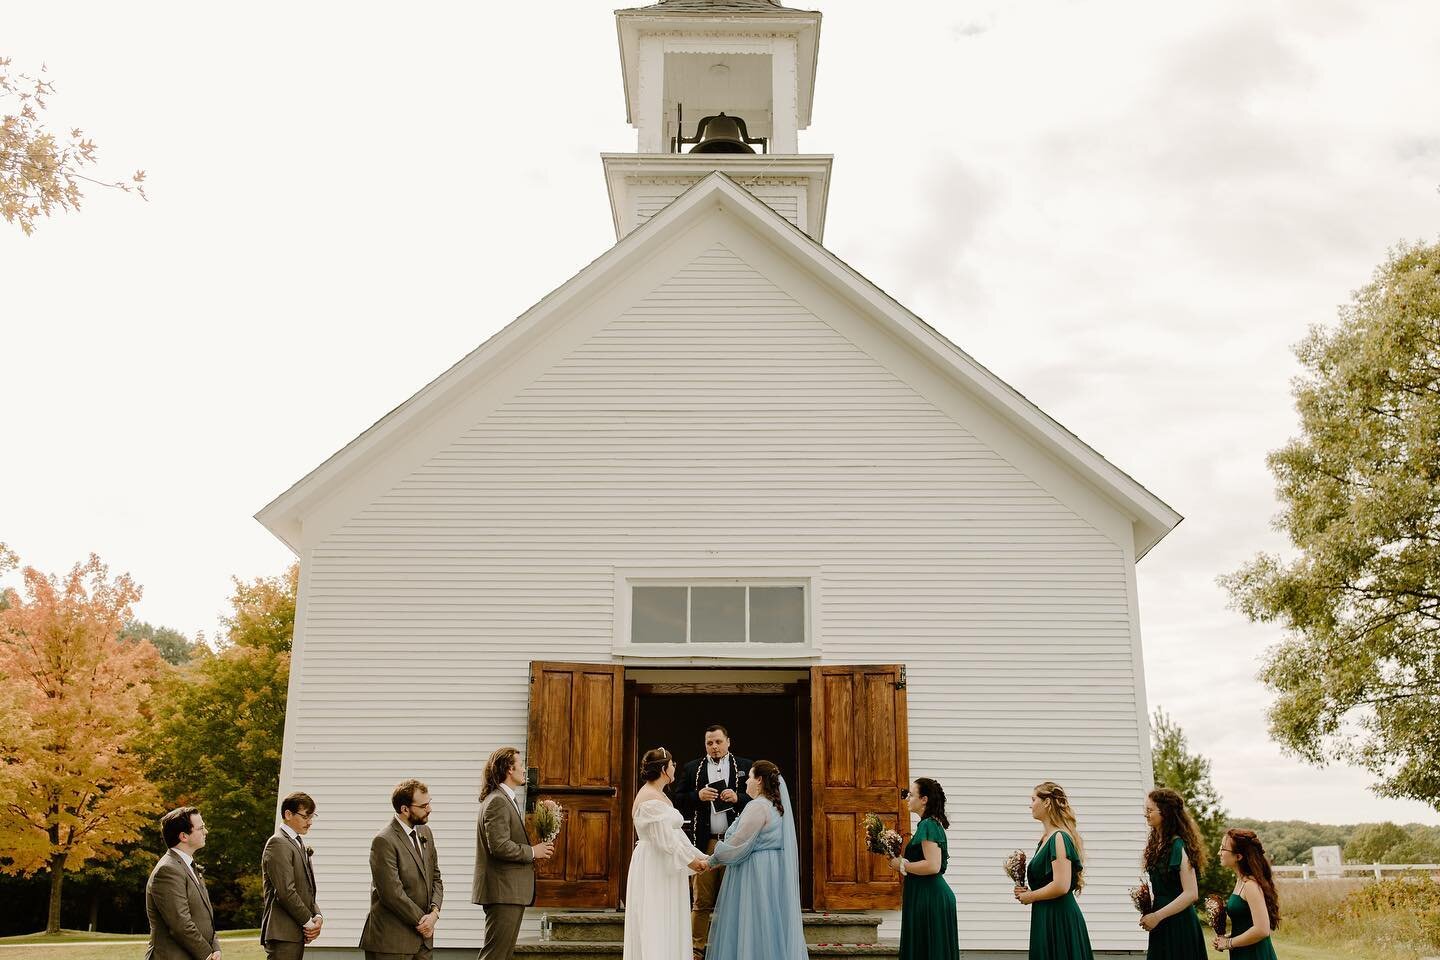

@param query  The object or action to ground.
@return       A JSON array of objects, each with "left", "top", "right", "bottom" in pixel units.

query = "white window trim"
[{"left": 614, "top": 567, "right": 821, "bottom": 660}]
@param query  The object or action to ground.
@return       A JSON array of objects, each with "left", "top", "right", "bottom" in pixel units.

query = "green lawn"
[
  {"left": 0, "top": 931, "right": 261, "bottom": 960},
  {"left": 1204, "top": 931, "right": 1430, "bottom": 960}
]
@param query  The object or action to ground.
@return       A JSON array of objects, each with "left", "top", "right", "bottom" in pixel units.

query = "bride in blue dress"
[{"left": 704, "top": 760, "right": 807, "bottom": 960}]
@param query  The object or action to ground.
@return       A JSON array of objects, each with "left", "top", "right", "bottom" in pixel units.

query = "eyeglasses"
[
  {"left": 409, "top": 802, "right": 432, "bottom": 811},
  {"left": 300, "top": 812, "right": 318, "bottom": 822}
]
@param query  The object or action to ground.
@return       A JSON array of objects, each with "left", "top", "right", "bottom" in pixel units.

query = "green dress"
[
  {"left": 1026, "top": 831, "right": 1094, "bottom": 960},
  {"left": 1146, "top": 837, "right": 1206, "bottom": 959},
  {"left": 1225, "top": 890, "right": 1279, "bottom": 960},
  {"left": 899, "top": 817, "right": 959, "bottom": 960}
]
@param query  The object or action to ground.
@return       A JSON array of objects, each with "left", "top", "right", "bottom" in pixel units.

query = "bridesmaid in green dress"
[
  {"left": 1139, "top": 788, "right": 1207, "bottom": 958},
  {"left": 1014, "top": 781, "right": 1094, "bottom": 960},
  {"left": 888, "top": 778, "right": 959, "bottom": 960},
  {"left": 1214, "top": 829, "right": 1280, "bottom": 959}
]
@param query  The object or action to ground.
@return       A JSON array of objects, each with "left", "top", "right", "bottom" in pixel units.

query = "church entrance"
[
  {"left": 622, "top": 668, "right": 812, "bottom": 907},
  {"left": 525, "top": 661, "right": 908, "bottom": 911}
]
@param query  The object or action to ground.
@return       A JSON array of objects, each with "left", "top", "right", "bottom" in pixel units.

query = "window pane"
[
  {"left": 690, "top": 587, "right": 746, "bottom": 644},
  {"left": 749, "top": 586, "right": 805, "bottom": 644},
  {"left": 632, "top": 587, "right": 687, "bottom": 644}
]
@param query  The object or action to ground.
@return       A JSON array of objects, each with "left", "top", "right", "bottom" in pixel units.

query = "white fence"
[{"left": 1273, "top": 863, "right": 1440, "bottom": 880}]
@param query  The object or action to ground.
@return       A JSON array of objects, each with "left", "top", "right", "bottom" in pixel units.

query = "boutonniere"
[
  {"left": 194, "top": 863, "right": 205, "bottom": 877},
  {"left": 305, "top": 845, "right": 315, "bottom": 857}
]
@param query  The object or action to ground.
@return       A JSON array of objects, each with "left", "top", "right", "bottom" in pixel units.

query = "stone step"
[
  {"left": 515, "top": 939, "right": 900, "bottom": 960},
  {"left": 541, "top": 912, "right": 883, "bottom": 945}
]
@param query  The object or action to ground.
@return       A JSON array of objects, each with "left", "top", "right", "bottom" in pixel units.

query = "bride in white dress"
[{"left": 623, "top": 747, "right": 710, "bottom": 960}]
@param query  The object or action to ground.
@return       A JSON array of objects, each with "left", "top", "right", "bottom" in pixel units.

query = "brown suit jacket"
[
  {"left": 145, "top": 850, "right": 218, "bottom": 960},
  {"left": 471, "top": 789, "right": 536, "bottom": 907},
  {"left": 260, "top": 830, "right": 319, "bottom": 945},
  {"left": 358, "top": 819, "right": 444, "bottom": 955}
]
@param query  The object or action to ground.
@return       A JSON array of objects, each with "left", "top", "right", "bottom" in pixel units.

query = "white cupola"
[{"left": 603, "top": 0, "right": 832, "bottom": 241}]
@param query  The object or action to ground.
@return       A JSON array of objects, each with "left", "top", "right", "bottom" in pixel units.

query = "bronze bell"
[{"left": 690, "top": 113, "right": 757, "bottom": 154}]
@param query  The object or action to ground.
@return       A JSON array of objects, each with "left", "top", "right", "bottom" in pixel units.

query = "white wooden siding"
[
  {"left": 287, "top": 243, "right": 1148, "bottom": 953},
  {"left": 634, "top": 186, "right": 802, "bottom": 230}
]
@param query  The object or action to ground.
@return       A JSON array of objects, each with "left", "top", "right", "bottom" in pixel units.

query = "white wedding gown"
[{"left": 623, "top": 798, "right": 707, "bottom": 960}]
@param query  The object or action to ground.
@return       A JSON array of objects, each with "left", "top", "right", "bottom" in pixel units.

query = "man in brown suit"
[
  {"left": 145, "top": 806, "right": 220, "bottom": 960},
  {"left": 260, "top": 791, "right": 323, "bottom": 959},
  {"left": 472, "top": 747, "right": 553, "bottom": 960},
  {"left": 359, "top": 779, "right": 445, "bottom": 960}
]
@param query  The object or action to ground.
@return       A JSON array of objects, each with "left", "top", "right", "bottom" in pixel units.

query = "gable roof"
[{"left": 257, "top": 172, "right": 1181, "bottom": 559}]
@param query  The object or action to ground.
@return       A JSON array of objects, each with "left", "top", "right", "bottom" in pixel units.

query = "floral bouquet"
[
  {"left": 1129, "top": 878, "right": 1153, "bottom": 914},
  {"left": 1003, "top": 849, "right": 1028, "bottom": 889},
  {"left": 1204, "top": 894, "right": 1228, "bottom": 935},
  {"left": 862, "top": 813, "right": 904, "bottom": 857},
  {"left": 534, "top": 799, "right": 565, "bottom": 844}
]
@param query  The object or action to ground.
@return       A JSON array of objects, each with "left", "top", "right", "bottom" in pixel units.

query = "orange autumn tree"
[{"left": 0, "top": 547, "right": 163, "bottom": 933}]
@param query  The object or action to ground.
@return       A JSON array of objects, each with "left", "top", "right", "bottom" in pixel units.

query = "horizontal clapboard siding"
[
  {"left": 289, "top": 243, "right": 1146, "bottom": 952},
  {"left": 635, "top": 186, "right": 802, "bottom": 230}
]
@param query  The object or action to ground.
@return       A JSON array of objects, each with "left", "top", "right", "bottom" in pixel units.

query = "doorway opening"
[{"left": 621, "top": 668, "right": 812, "bottom": 908}]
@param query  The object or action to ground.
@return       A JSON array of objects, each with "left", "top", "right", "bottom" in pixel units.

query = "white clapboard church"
[{"left": 258, "top": 1, "right": 1181, "bottom": 956}]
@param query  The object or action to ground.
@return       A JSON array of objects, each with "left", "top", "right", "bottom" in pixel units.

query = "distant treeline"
[{"left": 1234, "top": 818, "right": 1440, "bottom": 866}]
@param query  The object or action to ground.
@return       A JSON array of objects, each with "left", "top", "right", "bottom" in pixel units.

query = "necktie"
[{"left": 411, "top": 829, "right": 423, "bottom": 862}]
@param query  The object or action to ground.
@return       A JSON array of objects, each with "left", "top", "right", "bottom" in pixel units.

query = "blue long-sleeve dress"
[{"left": 704, "top": 778, "right": 807, "bottom": 960}]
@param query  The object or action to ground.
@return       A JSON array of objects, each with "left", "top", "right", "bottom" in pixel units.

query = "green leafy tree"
[
  {"left": 1231, "top": 818, "right": 1354, "bottom": 865},
  {"left": 1221, "top": 240, "right": 1440, "bottom": 809},
  {"left": 1151, "top": 708, "right": 1231, "bottom": 894},
  {"left": 140, "top": 564, "right": 297, "bottom": 924},
  {"left": 120, "top": 621, "right": 201, "bottom": 666},
  {"left": 1345, "top": 822, "right": 1409, "bottom": 863},
  {"left": 1381, "top": 835, "right": 1440, "bottom": 865}
]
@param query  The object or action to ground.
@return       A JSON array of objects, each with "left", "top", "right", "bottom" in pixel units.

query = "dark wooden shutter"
[
  {"left": 810, "top": 664, "right": 909, "bottom": 909},
  {"left": 527, "top": 662, "right": 624, "bottom": 907}
]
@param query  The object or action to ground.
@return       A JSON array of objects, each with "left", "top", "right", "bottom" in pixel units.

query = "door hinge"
[{"left": 895, "top": 665, "right": 907, "bottom": 690}]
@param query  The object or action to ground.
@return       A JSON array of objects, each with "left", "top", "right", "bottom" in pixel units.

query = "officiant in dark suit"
[{"left": 676, "top": 725, "right": 751, "bottom": 960}]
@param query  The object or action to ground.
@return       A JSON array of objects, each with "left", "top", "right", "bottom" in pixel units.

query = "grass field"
[{"left": 0, "top": 931, "right": 261, "bottom": 960}]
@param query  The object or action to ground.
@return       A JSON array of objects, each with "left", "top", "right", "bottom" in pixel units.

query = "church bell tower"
[{"left": 604, "top": 0, "right": 831, "bottom": 240}]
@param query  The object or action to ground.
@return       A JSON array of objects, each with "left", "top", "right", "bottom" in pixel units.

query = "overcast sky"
[{"left": 4, "top": 1, "right": 1439, "bottom": 826}]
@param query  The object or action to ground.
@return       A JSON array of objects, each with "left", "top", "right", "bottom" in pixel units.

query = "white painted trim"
[
  {"left": 272, "top": 548, "right": 312, "bottom": 822},
  {"left": 637, "top": 34, "right": 666, "bottom": 153},
  {"left": 1124, "top": 538, "right": 1155, "bottom": 790},
  {"left": 601, "top": 153, "right": 832, "bottom": 242},
  {"left": 614, "top": 565, "right": 821, "bottom": 659},
  {"left": 614, "top": 11, "right": 821, "bottom": 129},
  {"left": 770, "top": 35, "right": 798, "bottom": 153}
]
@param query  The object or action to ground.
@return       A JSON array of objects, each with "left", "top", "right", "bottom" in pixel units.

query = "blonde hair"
[{"left": 1034, "top": 781, "right": 1086, "bottom": 892}]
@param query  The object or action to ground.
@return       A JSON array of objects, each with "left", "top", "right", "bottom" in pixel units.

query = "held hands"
[
  {"left": 302, "top": 915, "right": 323, "bottom": 943},
  {"left": 415, "top": 909, "right": 438, "bottom": 938},
  {"left": 1138, "top": 913, "right": 1160, "bottom": 931},
  {"left": 719, "top": 789, "right": 739, "bottom": 804},
  {"left": 688, "top": 858, "right": 709, "bottom": 873},
  {"left": 532, "top": 841, "right": 555, "bottom": 861},
  {"left": 1212, "top": 936, "right": 1230, "bottom": 952},
  {"left": 698, "top": 787, "right": 719, "bottom": 802}
]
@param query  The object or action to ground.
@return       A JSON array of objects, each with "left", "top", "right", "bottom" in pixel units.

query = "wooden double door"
[{"left": 526, "top": 662, "right": 909, "bottom": 910}]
